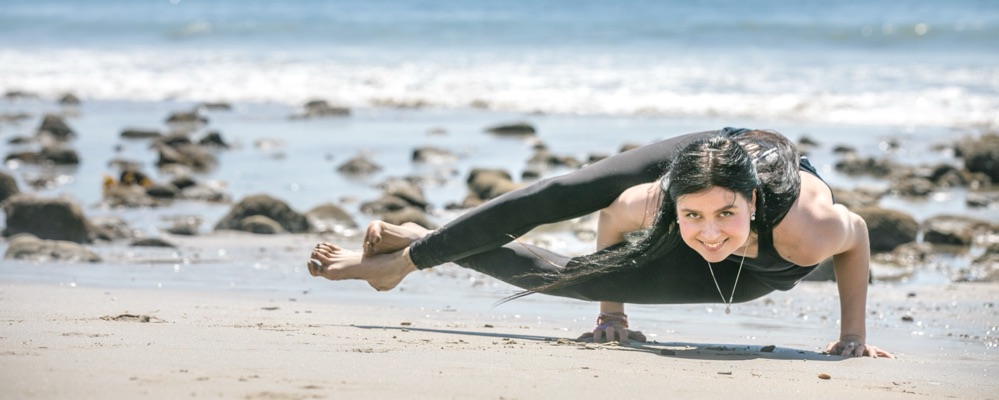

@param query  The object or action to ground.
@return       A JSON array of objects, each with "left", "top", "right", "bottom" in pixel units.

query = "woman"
[{"left": 308, "top": 128, "right": 894, "bottom": 358}]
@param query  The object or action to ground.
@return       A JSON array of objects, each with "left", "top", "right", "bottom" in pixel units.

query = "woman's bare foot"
[
  {"left": 363, "top": 221, "right": 431, "bottom": 256},
  {"left": 308, "top": 242, "right": 416, "bottom": 291}
]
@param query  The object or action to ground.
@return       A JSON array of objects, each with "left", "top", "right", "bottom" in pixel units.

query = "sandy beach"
[{"left": 1, "top": 233, "right": 997, "bottom": 400}]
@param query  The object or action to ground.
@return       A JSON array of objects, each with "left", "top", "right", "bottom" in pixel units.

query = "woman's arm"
[
  {"left": 779, "top": 173, "right": 892, "bottom": 358},
  {"left": 586, "top": 184, "right": 657, "bottom": 343}
]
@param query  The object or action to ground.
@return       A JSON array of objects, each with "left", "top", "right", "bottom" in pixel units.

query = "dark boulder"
[
  {"left": 37, "top": 114, "right": 75, "bottom": 140},
  {"left": 485, "top": 122, "right": 536, "bottom": 136},
  {"left": 0, "top": 170, "right": 19, "bottom": 204},
  {"left": 466, "top": 168, "right": 521, "bottom": 202},
  {"left": 853, "top": 207, "right": 919, "bottom": 253},
  {"left": 379, "top": 207, "right": 437, "bottom": 230},
  {"left": 337, "top": 156, "right": 382, "bottom": 175},
  {"left": 293, "top": 100, "right": 350, "bottom": 119},
  {"left": 198, "top": 131, "right": 229, "bottom": 148},
  {"left": 305, "top": 203, "right": 358, "bottom": 234},
  {"left": 130, "top": 237, "right": 177, "bottom": 248},
  {"left": 121, "top": 128, "right": 162, "bottom": 139},
  {"left": 412, "top": 146, "right": 457, "bottom": 163},
  {"left": 2, "top": 194, "right": 93, "bottom": 243},
  {"left": 214, "top": 194, "right": 309, "bottom": 233},
  {"left": 834, "top": 154, "right": 897, "bottom": 177},
  {"left": 239, "top": 215, "right": 285, "bottom": 234},
  {"left": 3, "top": 234, "right": 100, "bottom": 262},
  {"left": 165, "top": 110, "right": 208, "bottom": 125},
  {"left": 956, "top": 132, "right": 999, "bottom": 182},
  {"left": 59, "top": 93, "right": 81, "bottom": 106},
  {"left": 922, "top": 215, "right": 994, "bottom": 247}
]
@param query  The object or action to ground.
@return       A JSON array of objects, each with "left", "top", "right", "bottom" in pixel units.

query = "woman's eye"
[
  {"left": 684, "top": 213, "right": 700, "bottom": 219},
  {"left": 720, "top": 211, "right": 733, "bottom": 217}
]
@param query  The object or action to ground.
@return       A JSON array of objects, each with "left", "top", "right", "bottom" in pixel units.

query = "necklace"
[{"left": 706, "top": 250, "right": 746, "bottom": 315}]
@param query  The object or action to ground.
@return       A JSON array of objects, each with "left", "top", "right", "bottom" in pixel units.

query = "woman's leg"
[
  {"left": 456, "top": 241, "right": 776, "bottom": 305},
  {"left": 407, "top": 130, "right": 720, "bottom": 269}
]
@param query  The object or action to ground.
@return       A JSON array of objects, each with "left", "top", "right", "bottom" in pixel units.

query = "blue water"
[{"left": 1, "top": 0, "right": 997, "bottom": 128}]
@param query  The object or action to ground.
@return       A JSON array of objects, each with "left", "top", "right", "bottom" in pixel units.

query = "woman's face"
[{"left": 676, "top": 186, "right": 756, "bottom": 263}]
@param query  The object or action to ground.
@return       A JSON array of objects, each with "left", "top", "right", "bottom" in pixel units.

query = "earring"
[{"left": 750, "top": 212, "right": 756, "bottom": 221}]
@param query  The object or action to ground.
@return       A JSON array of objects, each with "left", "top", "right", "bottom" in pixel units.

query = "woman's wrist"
[{"left": 596, "top": 312, "right": 628, "bottom": 329}]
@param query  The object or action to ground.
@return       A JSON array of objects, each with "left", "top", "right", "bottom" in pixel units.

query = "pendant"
[{"left": 725, "top": 307, "right": 731, "bottom": 315}]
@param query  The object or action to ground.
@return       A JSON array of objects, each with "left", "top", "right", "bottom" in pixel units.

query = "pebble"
[{"left": 818, "top": 373, "right": 832, "bottom": 380}]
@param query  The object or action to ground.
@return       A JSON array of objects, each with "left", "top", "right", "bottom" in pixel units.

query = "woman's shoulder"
[
  {"left": 606, "top": 183, "right": 659, "bottom": 228},
  {"left": 773, "top": 172, "right": 850, "bottom": 265}
]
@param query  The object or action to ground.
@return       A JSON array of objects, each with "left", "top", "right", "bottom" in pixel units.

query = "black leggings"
[{"left": 408, "top": 130, "right": 806, "bottom": 304}]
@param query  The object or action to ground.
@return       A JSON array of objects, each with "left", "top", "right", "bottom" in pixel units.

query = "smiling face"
[{"left": 676, "top": 186, "right": 756, "bottom": 263}]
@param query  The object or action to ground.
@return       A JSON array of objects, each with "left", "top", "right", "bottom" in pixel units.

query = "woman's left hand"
[{"left": 826, "top": 339, "right": 895, "bottom": 359}]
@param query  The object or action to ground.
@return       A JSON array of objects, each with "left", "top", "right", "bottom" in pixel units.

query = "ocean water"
[{"left": 1, "top": 0, "right": 997, "bottom": 128}]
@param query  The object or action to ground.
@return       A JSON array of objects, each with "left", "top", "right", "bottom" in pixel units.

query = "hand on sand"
[
  {"left": 577, "top": 325, "right": 647, "bottom": 345},
  {"left": 826, "top": 338, "right": 895, "bottom": 359},
  {"left": 363, "top": 221, "right": 430, "bottom": 256},
  {"left": 308, "top": 242, "right": 416, "bottom": 291}
]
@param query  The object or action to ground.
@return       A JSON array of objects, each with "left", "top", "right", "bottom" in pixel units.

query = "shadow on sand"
[{"left": 353, "top": 324, "right": 840, "bottom": 362}]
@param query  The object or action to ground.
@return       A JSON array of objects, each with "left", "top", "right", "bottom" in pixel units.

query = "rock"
[
  {"left": 972, "top": 244, "right": 999, "bottom": 282},
  {"left": 121, "top": 128, "right": 162, "bottom": 139},
  {"left": 198, "top": 131, "right": 229, "bottom": 148},
  {"left": 890, "top": 176, "right": 936, "bottom": 197},
  {"left": 956, "top": 132, "right": 999, "bottom": 182},
  {"left": 412, "top": 146, "right": 457, "bottom": 163},
  {"left": 337, "top": 156, "right": 382, "bottom": 175},
  {"left": 3, "top": 146, "right": 80, "bottom": 166},
  {"left": 199, "top": 101, "right": 232, "bottom": 111},
  {"left": 214, "top": 194, "right": 309, "bottom": 233},
  {"left": 834, "top": 154, "right": 897, "bottom": 177},
  {"left": 39, "top": 145, "right": 80, "bottom": 165},
  {"left": 59, "top": 93, "right": 81, "bottom": 106},
  {"left": 305, "top": 203, "right": 358, "bottom": 234},
  {"left": 380, "top": 207, "right": 437, "bottom": 230},
  {"left": 36, "top": 114, "right": 75, "bottom": 140},
  {"left": 165, "top": 110, "right": 208, "bottom": 125},
  {"left": 130, "top": 237, "right": 176, "bottom": 248},
  {"left": 4, "top": 90, "right": 39, "bottom": 100},
  {"left": 360, "top": 195, "right": 415, "bottom": 215},
  {"left": 178, "top": 185, "right": 229, "bottom": 203},
  {"left": 154, "top": 142, "right": 216, "bottom": 171},
  {"left": 239, "top": 215, "right": 286, "bottom": 234},
  {"left": 102, "top": 184, "right": 159, "bottom": 208},
  {"left": 2, "top": 195, "right": 93, "bottom": 243},
  {"left": 466, "top": 168, "right": 521, "bottom": 201},
  {"left": 966, "top": 192, "right": 999, "bottom": 208},
  {"left": 145, "top": 183, "right": 179, "bottom": 199},
  {"left": 853, "top": 207, "right": 919, "bottom": 253},
  {"left": 832, "top": 188, "right": 883, "bottom": 210},
  {"left": 380, "top": 178, "right": 429, "bottom": 210},
  {"left": 164, "top": 217, "right": 201, "bottom": 236},
  {"left": 3, "top": 234, "right": 100, "bottom": 262},
  {"left": 90, "top": 215, "right": 133, "bottom": 241},
  {"left": 922, "top": 215, "right": 994, "bottom": 246},
  {"left": 0, "top": 170, "right": 19, "bottom": 204},
  {"left": 889, "top": 242, "right": 935, "bottom": 267},
  {"left": 485, "top": 122, "right": 536, "bottom": 136},
  {"left": 294, "top": 100, "right": 350, "bottom": 118}
]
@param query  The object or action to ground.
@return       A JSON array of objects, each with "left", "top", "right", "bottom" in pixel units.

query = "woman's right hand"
[{"left": 576, "top": 312, "right": 647, "bottom": 344}]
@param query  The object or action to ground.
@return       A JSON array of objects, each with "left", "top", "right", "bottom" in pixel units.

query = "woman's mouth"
[{"left": 700, "top": 239, "right": 727, "bottom": 251}]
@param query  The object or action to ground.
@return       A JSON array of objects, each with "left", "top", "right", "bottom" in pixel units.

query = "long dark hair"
[{"left": 505, "top": 129, "right": 800, "bottom": 301}]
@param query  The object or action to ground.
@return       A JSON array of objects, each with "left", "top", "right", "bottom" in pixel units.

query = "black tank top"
[{"left": 724, "top": 156, "right": 830, "bottom": 288}]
